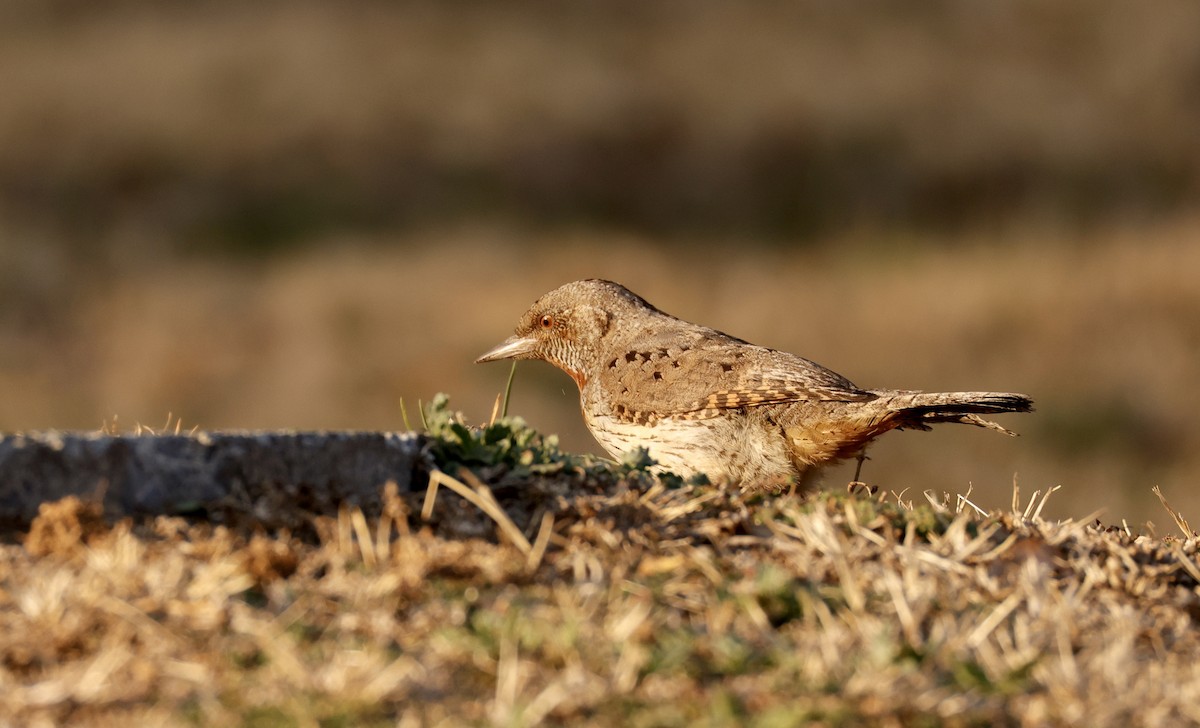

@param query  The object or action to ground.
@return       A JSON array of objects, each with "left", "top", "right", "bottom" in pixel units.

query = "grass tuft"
[{"left": 3, "top": 409, "right": 1200, "bottom": 724}]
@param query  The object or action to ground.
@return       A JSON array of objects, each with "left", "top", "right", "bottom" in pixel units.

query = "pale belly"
[{"left": 582, "top": 406, "right": 799, "bottom": 484}]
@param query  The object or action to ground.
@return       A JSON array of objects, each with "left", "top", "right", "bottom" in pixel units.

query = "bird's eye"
[{"left": 539, "top": 314, "right": 554, "bottom": 329}]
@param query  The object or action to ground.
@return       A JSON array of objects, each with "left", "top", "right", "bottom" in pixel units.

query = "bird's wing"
[{"left": 595, "top": 339, "right": 874, "bottom": 423}]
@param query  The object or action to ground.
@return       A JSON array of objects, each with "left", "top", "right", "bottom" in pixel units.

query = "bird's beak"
[{"left": 475, "top": 334, "right": 538, "bottom": 363}]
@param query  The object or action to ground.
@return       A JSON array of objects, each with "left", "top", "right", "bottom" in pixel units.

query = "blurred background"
[{"left": 2, "top": 0, "right": 1198, "bottom": 523}]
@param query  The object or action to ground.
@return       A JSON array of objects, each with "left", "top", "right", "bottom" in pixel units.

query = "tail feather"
[{"left": 880, "top": 391, "right": 1034, "bottom": 435}]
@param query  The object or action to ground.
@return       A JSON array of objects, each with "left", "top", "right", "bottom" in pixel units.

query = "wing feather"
[{"left": 594, "top": 334, "right": 873, "bottom": 423}]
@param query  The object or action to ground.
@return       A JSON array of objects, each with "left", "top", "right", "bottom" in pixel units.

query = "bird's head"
[{"left": 476, "top": 279, "right": 658, "bottom": 387}]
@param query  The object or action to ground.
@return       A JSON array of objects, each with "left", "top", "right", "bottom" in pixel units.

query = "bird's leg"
[
  {"left": 845, "top": 449, "right": 878, "bottom": 496},
  {"left": 851, "top": 449, "right": 870, "bottom": 484}
]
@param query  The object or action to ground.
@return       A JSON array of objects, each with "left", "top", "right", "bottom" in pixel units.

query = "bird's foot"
[{"left": 846, "top": 481, "right": 879, "bottom": 496}]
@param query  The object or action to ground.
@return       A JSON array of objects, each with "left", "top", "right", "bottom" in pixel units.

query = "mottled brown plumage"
[{"left": 477, "top": 279, "right": 1033, "bottom": 489}]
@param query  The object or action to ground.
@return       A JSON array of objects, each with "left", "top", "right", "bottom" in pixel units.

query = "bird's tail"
[{"left": 880, "top": 391, "right": 1035, "bottom": 435}]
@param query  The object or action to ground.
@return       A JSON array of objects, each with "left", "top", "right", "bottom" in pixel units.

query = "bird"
[{"left": 476, "top": 279, "right": 1033, "bottom": 490}]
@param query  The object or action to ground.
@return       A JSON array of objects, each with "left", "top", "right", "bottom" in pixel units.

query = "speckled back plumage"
[{"left": 477, "top": 279, "right": 1033, "bottom": 489}]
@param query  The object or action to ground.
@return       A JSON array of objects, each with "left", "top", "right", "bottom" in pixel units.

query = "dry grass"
[
  {"left": 4, "top": 462, "right": 1200, "bottom": 726},
  {"left": 5, "top": 396, "right": 1200, "bottom": 725}
]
